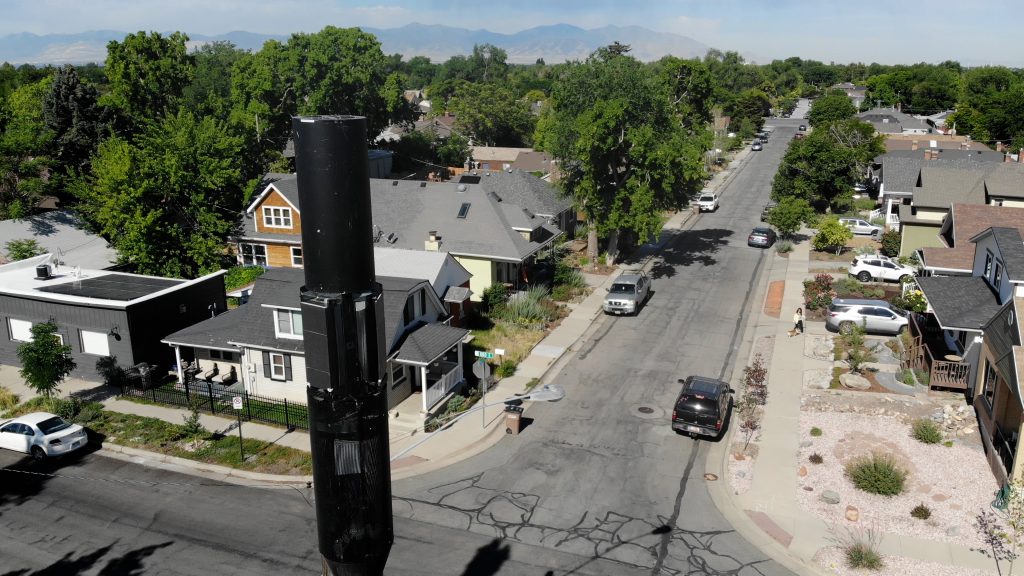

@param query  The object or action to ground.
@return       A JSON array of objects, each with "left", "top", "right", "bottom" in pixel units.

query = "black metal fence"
[{"left": 120, "top": 373, "right": 309, "bottom": 431}]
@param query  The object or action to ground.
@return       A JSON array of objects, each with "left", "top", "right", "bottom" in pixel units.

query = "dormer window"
[
  {"left": 263, "top": 206, "right": 293, "bottom": 228},
  {"left": 984, "top": 253, "right": 993, "bottom": 278},
  {"left": 994, "top": 262, "right": 1003, "bottom": 287},
  {"left": 275, "top": 309, "right": 303, "bottom": 339}
]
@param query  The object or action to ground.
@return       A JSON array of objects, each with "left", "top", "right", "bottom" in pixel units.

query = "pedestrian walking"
[{"left": 790, "top": 307, "right": 804, "bottom": 336}]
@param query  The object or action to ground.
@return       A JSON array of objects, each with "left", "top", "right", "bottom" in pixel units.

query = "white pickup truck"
[{"left": 697, "top": 192, "right": 720, "bottom": 212}]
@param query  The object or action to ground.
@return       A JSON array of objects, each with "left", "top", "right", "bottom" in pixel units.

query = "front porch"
[
  {"left": 904, "top": 312, "right": 971, "bottom": 391},
  {"left": 392, "top": 322, "right": 469, "bottom": 421}
]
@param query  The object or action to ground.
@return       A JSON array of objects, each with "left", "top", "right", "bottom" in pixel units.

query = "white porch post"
[
  {"left": 173, "top": 346, "right": 184, "bottom": 384},
  {"left": 457, "top": 343, "right": 464, "bottom": 382},
  {"left": 421, "top": 366, "right": 428, "bottom": 413}
]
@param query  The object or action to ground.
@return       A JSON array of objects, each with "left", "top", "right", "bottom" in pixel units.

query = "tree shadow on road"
[
  {"left": 648, "top": 228, "right": 735, "bottom": 280},
  {"left": 459, "top": 538, "right": 510, "bottom": 576},
  {"left": 0, "top": 541, "right": 173, "bottom": 576}
]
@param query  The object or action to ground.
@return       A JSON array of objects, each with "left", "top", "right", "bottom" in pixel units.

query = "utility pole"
[{"left": 293, "top": 115, "right": 393, "bottom": 576}]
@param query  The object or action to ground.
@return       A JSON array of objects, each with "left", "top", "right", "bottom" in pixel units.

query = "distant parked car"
[
  {"left": 671, "top": 376, "right": 734, "bottom": 438},
  {"left": 838, "top": 217, "right": 882, "bottom": 237},
  {"left": 603, "top": 271, "right": 651, "bottom": 316},
  {"left": 760, "top": 201, "right": 777, "bottom": 221},
  {"left": 697, "top": 192, "right": 720, "bottom": 212},
  {"left": 798, "top": 124, "right": 807, "bottom": 131},
  {"left": 751, "top": 142, "right": 763, "bottom": 151},
  {"left": 849, "top": 255, "right": 916, "bottom": 283},
  {"left": 0, "top": 412, "right": 89, "bottom": 461},
  {"left": 825, "top": 298, "right": 909, "bottom": 335},
  {"left": 748, "top": 227, "right": 777, "bottom": 248}
]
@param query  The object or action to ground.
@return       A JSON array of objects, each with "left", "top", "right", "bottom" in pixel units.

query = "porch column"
[
  {"left": 173, "top": 346, "right": 184, "bottom": 384},
  {"left": 421, "top": 365, "right": 428, "bottom": 413},
  {"left": 457, "top": 342, "right": 464, "bottom": 383}
]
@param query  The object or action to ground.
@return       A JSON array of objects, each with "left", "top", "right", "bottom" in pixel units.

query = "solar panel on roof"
[
  {"left": 459, "top": 175, "right": 481, "bottom": 184},
  {"left": 35, "top": 273, "right": 183, "bottom": 301}
]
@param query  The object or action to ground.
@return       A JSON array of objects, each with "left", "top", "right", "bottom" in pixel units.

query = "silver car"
[
  {"left": 825, "top": 298, "right": 908, "bottom": 335},
  {"left": 603, "top": 271, "right": 651, "bottom": 315},
  {"left": 838, "top": 218, "right": 882, "bottom": 237}
]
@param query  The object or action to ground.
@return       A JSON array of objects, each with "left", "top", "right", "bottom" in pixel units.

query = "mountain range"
[{"left": 0, "top": 23, "right": 712, "bottom": 65}]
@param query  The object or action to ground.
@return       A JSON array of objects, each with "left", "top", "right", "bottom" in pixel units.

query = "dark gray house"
[{"left": 0, "top": 254, "right": 227, "bottom": 380}]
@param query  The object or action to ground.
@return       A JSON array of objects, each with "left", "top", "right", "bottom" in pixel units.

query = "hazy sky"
[{"left": 2, "top": 0, "right": 1021, "bottom": 66}]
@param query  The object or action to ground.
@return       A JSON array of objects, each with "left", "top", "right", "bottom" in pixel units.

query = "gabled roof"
[
  {"left": 981, "top": 297, "right": 1024, "bottom": 405},
  {"left": 471, "top": 146, "right": 530, "bottom": 164},
  {"left": 394, "top": 323, "right": 469, "bottom": 365},
  {"left": 916, "top": 276, "right": 1004, "bottom": 331},
  {"left": 987, "top": 228, "right": 1024, "bottom": 282},
  {"left": 920, "top": 204, "right": 1024, "bottom": 273},
  {"left": 983, "top": 163, "right": 1024, "bottom": 199},
  {"left": 245, "top": 173, "right": 299, "bottom": 215},
  {"left": 473, "top": 169, "right": 571, "bottom": 218},
  {"left": 372, "top": 247, "right": 470, "bottom": 299},
  {"left": 912, "top": 166, "right": 988, "bottom": 208},
  {"left": 858, "top": 107, "right": 930, "bottom": 133},
  {"left": 0, "top": 210, "right": 117, "bottom": 270}
]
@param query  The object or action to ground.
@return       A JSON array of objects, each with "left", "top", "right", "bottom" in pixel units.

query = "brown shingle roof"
[{"left": 920, "top": 204, "right": 1024, "bottom": 272}]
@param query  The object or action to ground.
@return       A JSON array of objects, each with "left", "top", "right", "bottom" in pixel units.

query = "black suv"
[{"left": 671, "top": 376, "right": 734, "bottom": 438}]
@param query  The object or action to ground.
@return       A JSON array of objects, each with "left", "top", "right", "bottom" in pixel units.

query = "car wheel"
[
  {"left": 839, "top": 321, "right": 855, "bottom": 334},
  {"left": 857, "top": 271, "right": 872, "bottom": 282},
  {"left": 30, "top": 446, "right": 46, "bottom": 461}
]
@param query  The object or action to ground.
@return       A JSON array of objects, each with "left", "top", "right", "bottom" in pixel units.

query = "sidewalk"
[
  {"left": 706, "top": 233, "right": 1001, "bottom": 576},
  {"left": 0, "top": 146, "right": 751, "bottom": 486}
]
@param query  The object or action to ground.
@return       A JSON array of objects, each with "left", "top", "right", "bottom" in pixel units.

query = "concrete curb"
[{"left": 99, "top": 443, "right": 313, "bottom": 488}]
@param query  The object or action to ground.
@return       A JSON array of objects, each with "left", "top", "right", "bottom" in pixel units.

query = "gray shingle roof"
[
  {"left": 916, "top": 276, "right": 1004, "bottom": 330},
  {"left": 858, "top": 108, "right": 930, "bottom": 133},
  {"left": 878, "top": 153, "right": 1003, "bottom": 195},
  {"left": 912, "top": 166, "right": 988, "bottom": 208},
  {"left": 991, "top": 227, "right": 1024, "bottom": 282},
  {"left": 473, "top": 169, "right": 571, "bottom": 217},
  {"left": 394, "top": 323, "right": 468, "bottom": 364}
]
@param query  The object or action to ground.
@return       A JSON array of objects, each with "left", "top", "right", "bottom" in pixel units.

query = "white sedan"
[{"left": 0, "top": 412, "right": 88, "bottom": 460}]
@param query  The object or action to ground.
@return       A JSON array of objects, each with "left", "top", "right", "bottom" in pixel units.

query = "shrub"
[
  {"left": 501, "top": 286, "right": 551, "bottom": 325},
  {"left": 551, "top": 285, "right": 572, "bottom": 301},
  {"left": 774, "top": 240, "right": 793, "bottom": 254},
  {"left": 812, "top": 216, "right": 853, "bottom": 254},
  {"left": 223, "top": 265, "right": 266, "bottom": 291},
  {"left": 809, "top": 452, "right": 824, "bottom": 464},
  {"left": 803, "top": 273, "right": 836, "bottom": 310},
  {"left": 482, "top": 283, "right": 510, "bottom": 313},
  {"left": 854, "top": 197, "right": 876, "bottom": 211},
  {"left": 96, "top": 355, "right": 126, "bottom": 387},
  {"left": 845, "top": 452, "right": 907, "bottom": 496},
  {"left": 911, "top": 418, "right": 942, "bottom": 444},
  {"left": 899, "top": 368, "right": 915, "bottom": 386},
  {"left": 845, "top": 540, "right": 884, "bottom": 570},
  {"left": 910, "top": 503, "right": 932, "bottom": 520},
  {"left": 810, "top": 427, "right": 823, "bottom": 437},
  {"left": 879, "top": 230, "right": 901, "bottom": 257},
  {"left": 0, "top": 386, "right": 19, "bottom": 412},
  {"left": 495, "top": 360, "right": 517, "bottom": 378},
  {"left": 943, "top": 440, "right": 954, "bottom": 448},
  {"left": 51, "top": 397, "right": 84, "bottom": 421},
  {"left": 554, "top": 260, "right": 586, "bottom": 289}
]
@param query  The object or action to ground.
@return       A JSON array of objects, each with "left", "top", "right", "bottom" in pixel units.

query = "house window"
[
  {"left": 403, "top": 296, "right": 415, "bottom": 325},
  {"left": 291, "top": 247, "right": 303, "bottom": 267},
  {"left": 80, "top": 329, "right": 110, "bottom": 356},
  {"left": 262, "top": 351, "right": 292, "bottom": 381},
  {"left": 262, "top": 206, "right": 292, "bottom": 228},
  {"left": 983, "top": 360, "right": 998, "bottom": 406},
  {"left": 8, "top": 318, "right": 32, "bottom": 342},
  {"left": 275, "top": 309, "right": 303, "bottom": 338},
  {"left": 239, "top": 243, "right": 268, "bottom": 267},
  {"left": 995, "top": 263, "right": 1003, "bottom": 287},
  {"left": 984, "top": 253, "right": 993, "bottom": 278},
  {"left": 210, "top": 349, "right": 234, "bottom": 361},
  {"left": 391, "top": 363, "right": 406, "bottom": 389},
  {"left": 418, "top": 289, "right": 426, "bottom": 316}
]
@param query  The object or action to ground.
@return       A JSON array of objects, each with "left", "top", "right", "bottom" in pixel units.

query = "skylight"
[{"left": 457, "top": 203, "right": 471, "bottom": 219}]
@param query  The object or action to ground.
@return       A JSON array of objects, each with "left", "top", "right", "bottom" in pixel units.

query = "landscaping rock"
[
  {"left": 820, "top": 490, "right": 840, "bottom": 504},
  {"left": 845, "top": 505, "right": 859, "bottom": 522},
  {"left": 946, "top": 526, "right": 959, "bottom": 537},
  {"left": 798, "top": 466, "right": 807, "bottom": 477},
  {"left": 839, "top": 373, "right": 871, "bottom": 390},
  {"left": 804, "top": 369, "right": 832, "bottom": 390},
  {"left": 800, "top": 440, "right": 813, "bottom": 448}
]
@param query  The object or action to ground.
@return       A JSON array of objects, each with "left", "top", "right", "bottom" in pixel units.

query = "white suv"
[
  {"left": 697, "top": 193, "right": 719, "bottom": 212},
  {"left": 849, "top": 255, "right": 916, "bottom": 283}
]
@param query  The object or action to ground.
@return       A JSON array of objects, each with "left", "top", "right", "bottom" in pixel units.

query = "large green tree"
[
  {"left": 0, "top": 76, "right": 54, "bottom": 218},
  {"left": 182, "top": 41, "right": 245, "bottom": 118},
  {"left": 807, "top": 90, "right": 857, "bottom": 127},
  {"left": 539, "top": 48, "right": 706, "bottom": 263},
  {"left": 655, "top": 57, "right": 715, "bottom": 135},
  {"left": 448, "top": 82, "right": 534, "bottom": 147},
  {"left": 74, "top": 110, "right": 245, "bottom": 278},
  {"left": 104, "top": 31, "right": 193, "bottom": 134},
  {"left": 772, "top": 119, "right": 884, "bottom": 212},
  {"left": 43, "top": 65, "right": 106, "bottom": 177},
  {"left": 17, "top": 322, "right": 76, "bottom": 401}
]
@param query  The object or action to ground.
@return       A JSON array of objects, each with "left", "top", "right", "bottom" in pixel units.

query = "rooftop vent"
[
  {"left": 456, "top": 184, "right": 468, "bottom": 192},
  {"left": 419, "top": 181, "right": 426, "bottom": 187},
  {"left": 392, "top": 180, "right": 399, "bottom": 186},
  {"left": 35, "top": 264, "right": 52, "bottom": 280}
]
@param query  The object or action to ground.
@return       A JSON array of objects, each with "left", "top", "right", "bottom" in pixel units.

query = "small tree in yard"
[
  {"left": 766, "top": 196, "right": 814, "bottom": 238},
  {"left": 812, "top": 216, "right": 853, "bottom": 254},
  {"left": 5, "top": 238, "right": 46, "bottom": 261},
  {"left": 737, "top": 395, "right": 761, "bottom": 451},
  {"left": 977, "top": 476, "right": 1024, "bottom": 576},
  {"left": 17, "top": 322, "right": 76, "bottom": 403},
  {"left": 182, "top": 399, "right": 206, "bottom": 450},
  {"left": 842, "top": 323, "right": 876, "bottom": 374},
  {"left": 743, "top": 353, "right": 769, "bottom": 406},
  {"left": 879, "top": 229, "right": 901, "bottom": 257}
]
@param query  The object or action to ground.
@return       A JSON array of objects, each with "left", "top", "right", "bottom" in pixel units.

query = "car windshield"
[
  {"left": 678, "top": 397, "right": 715, "bottom": 413},
  {"left": 37, "top": 416, "right": 72, "bottom": 435},
  {"left": 699, "top": 196, "right": 714, "bottom": 202},
  {"left": 610, "top": 283, "right": 635, "bottom": 294},
  {"left": 752, "top": 228, "right": 770, "bottom": 235}
]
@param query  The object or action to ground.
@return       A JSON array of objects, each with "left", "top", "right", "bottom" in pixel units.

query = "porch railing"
[
  {"left": 423, "top": 363, "right": 462, "bottom": 409},
  {"left": 905, "top": 313, "right": 970, "bottom": 391}
]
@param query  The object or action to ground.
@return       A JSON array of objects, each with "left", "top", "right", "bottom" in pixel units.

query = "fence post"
[
  {"left": 206, "top": 381, "right": 215, "bottom": 414},
  {"left": 284, "top": 398, "right": 290, "bottom": 430},
  {"left": 151, "top": 385, "right": 157, "bottom": 403},
  {"left": 184, "top": 373, "right": 190, "bottom": 405},
  {"left": 245, "top": 390, "right": 252, "bottom": 421}
]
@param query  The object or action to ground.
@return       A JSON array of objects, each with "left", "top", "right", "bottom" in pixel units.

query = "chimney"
[
  {"left": 923, "top": 150, "right": 931, "bottom": 160},
  {"left": 911, "top": 140, "right": 919, "bottom": 151},
  {"left": 425, "top": 230, "right": 441, "bottom": 251}
]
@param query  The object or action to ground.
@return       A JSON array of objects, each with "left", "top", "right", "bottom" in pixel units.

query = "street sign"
[
  {"left": 494, "top": 348, "right": 505, "bottom": 356},
  {"left": 474, "top": 351, "right": 495, "bottom": 359},
  {"left": 232, "top": 396, "right": 243, "bottom": 410},
  {"left": 472, "top": 359, "right": 490, "bottom": 380}
]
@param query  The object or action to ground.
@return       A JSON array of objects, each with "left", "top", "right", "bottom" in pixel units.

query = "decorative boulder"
[
  {"left": 820, "top": 490, "right": 841, "bottom": 504},
  {"left": 845, "top": 505, "right": 860, "bottom": 522},
  {"left": 840, "top": 373, "right": 871, "bottom": 390}
]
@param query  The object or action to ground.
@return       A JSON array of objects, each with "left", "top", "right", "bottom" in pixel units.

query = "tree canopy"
[
  {"left": 17, "top": 321, "right": 76, "bottom": 400},
  {"left": 807, "top": 90, "right": 856, "bottom": 126}
]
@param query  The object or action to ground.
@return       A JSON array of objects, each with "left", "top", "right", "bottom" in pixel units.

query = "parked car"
[
  {"left": 0, "top": 412, "right": 89, "bottom": 461},
  {"left": 748, "top": 226, "right": 778, "bottom": 247},
  {"left": 603, "top": 271, "right": 651, "bottom": 315},
  {"left": 751, "top": 142, "right": 763, "bottom": 151},
  {"left": 798, "top": 124, "right": 807, "bottom": 131},
  {"left": 793, "top": 133, "right": 805, "bottom": 140},
  {"left": 849, "top": 255, "right": 916, "bottom": 282},
  {"left": 671, "top": 376, "right": 734, "bottom": 438},
  {"left": 838, "top": 217, "right": 882, "bottom": 237},
  {"left": 853, "top": 182, "right": 870, "bottom": 193},
  {"left": 825, "top": 298, "right": 909, "bottom": 335},
  {"left": 697, "top": 192, "right": 720, "bottom": 212},
  {"left": 760, "top": 201, "right": 777, "bottom": 221}
]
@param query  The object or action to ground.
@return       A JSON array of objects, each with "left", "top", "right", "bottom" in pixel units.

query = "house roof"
[
  {"left": 0, "top": 210, "right": 117, "bottom": 270},
  {"left": 982, "top": 297, "right": 1024, "bottom": 404},
  {"left": 916, "top": 276, "right": 1004, "bottom": 331},
  {"left": 471, "top": 146, "right": 530, "bottom": 164},
  {"left": 473, "top": 169, "right": 571, "bottom": 218},
  {"left": 983, "top": 163, "right": 1024, "bottom": 199},
  {"left": 883, "top": 136, "right": 993, "bottom": 154},
  {"left": 372, "top": 247, "right": 471, "bottom": 299},
  {"left": 858, "top": 107, "right": 930, "bottom": 133},
  {"left": 394, "top": 322, "right": 469, "bottom": 365},
  {"left": 912, "top": 166, "right": 988, "bottom": 208},
  {"left": 165, "top": 268, "right": 444, "bottom": 356},
  {"left": 246, "top": 173, "right": 299, "bottom": 215},
  {"left": 920, "top": 204, "right": 1024, "bottom": 273},
  {"left": 989, "top": 227, "right": 1024, "bottom": 282},
  {"left": 511, "top": 150, "right": 557, "bottom": 176}
]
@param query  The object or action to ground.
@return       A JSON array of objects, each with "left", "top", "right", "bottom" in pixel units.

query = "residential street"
[{"left": 0, "top": 125, "right": 803, "bottom": 576}]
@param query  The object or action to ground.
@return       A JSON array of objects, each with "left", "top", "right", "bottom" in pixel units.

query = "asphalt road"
[
  {"left": 391, "top": 127, "right": 799, "bottom": 575},
  {"left": 0, "top": 125, "right": 801, "bottom": 576}
]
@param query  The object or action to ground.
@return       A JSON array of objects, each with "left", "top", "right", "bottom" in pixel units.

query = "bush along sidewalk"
[{"left": 9, "top": 396, "right": 312, "bottom": 475}]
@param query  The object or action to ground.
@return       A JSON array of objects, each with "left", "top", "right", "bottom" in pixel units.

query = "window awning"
[{"left": 395, "top": 323, "right": 469, "bottom": 365}]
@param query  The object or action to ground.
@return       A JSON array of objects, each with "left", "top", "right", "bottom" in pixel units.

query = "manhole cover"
[
  {"left": 637, "top": 406, "right": 654, "bottom": 414},
  {"left": 704, "top": 473, "right": 718, "bottom": 481}
]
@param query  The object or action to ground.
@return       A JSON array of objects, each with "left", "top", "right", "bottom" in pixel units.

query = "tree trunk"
[
  {"left": 587, "top": 223, "right": 598, "bottom": 271},
  {"left": 606, "top": 229, "right": 619, "bottom": 266}
]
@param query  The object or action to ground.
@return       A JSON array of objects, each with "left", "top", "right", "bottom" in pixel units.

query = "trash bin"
[{"left": 505, "top": 405, "right": 523, "bottom": 435}]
